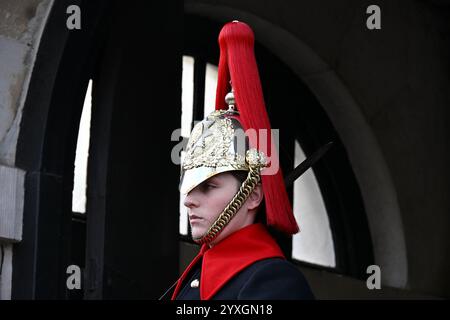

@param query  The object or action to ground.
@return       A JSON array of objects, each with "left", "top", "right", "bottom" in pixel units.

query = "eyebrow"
[{"left": 207, "top": 176, "right": 221, "bottom": 184}]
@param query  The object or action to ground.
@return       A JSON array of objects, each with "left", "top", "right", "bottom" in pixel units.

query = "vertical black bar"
[
  {"left": 192, "top": 58, "right": 206, "bottom": 123},
  {"left": 84, "top": 34, "right": 119, "bottom": 300},
  {"left": 85, "top": 0, "right": 183, "bottom": 299}
]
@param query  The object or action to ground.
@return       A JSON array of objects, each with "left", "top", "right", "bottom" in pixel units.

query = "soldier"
[{"left": 170, "top": 21, "right": 314, "bottom": 300}]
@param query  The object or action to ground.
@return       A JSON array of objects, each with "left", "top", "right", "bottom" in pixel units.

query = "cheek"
[{"left": 203, "top": 189, "right": 236, "bottom": 219}]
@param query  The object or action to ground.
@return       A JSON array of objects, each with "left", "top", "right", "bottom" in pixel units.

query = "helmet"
[{"left": 180, "top": 98, "right": 267, "bottom": 195}]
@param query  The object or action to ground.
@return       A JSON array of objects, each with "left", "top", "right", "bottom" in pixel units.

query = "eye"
[
  {"left": 206, "top": 183, "right": 216, "bottom": 189},
  {"left": 201, "top": 182, "right": 217, "bottom": 191}
]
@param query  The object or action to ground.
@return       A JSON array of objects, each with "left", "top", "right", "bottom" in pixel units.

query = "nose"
[{"left": 183, "top": 190, "right": 199, "bottom": 209}]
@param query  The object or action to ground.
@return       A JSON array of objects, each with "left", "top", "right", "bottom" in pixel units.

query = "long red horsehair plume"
[{"left": 215, "top": 21, "right": 299, "bottom": 235}]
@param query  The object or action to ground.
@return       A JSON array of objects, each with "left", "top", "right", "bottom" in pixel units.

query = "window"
[
  {"left": 203, "top": 63, "right": 217, "bottom": 117},
  {"left": 70, "top": 79, "right": 92, "bottom": 300},
  {"left": 72, "top": 80, "right": 92, "bottom": 214},
  {"left": 179, "top": 56, "right": 194, "bottom": 235},
  {"left": 292, "top": 141, "right": 336, "bottom": 267}
]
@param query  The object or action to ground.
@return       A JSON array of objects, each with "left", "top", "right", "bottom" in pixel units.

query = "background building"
[{"left": 0, "top": 0, "right": 449, "bottom": 299}]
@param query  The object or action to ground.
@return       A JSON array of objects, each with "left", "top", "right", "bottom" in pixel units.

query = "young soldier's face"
[{"left": 184, "top": 172, "right": 254, "bottom": 244}]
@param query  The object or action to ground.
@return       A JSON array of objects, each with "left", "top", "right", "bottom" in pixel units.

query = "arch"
[{"left": 185, "top": 1, "right": 408, "bottom": 288}]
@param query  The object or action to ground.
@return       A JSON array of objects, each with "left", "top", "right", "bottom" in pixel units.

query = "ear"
[{"left": 246, "top": 183, "right": 264, "bottom": 211}]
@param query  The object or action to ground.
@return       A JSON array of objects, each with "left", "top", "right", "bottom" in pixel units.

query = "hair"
[
  {"left": 230, "top": 170, "right": 266, "bottom": 224},
  {"left": 230, "top": 170, "right": 248, "bottom": 184},
  {"left": 230, "top": 171, "right": 284, "bottom": 249}
]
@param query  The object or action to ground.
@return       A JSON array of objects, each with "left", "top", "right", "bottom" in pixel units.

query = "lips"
[{"left": 189, "top": 214, "right": 203, "bottom": 222}]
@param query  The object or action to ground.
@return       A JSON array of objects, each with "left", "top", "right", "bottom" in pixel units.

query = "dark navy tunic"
[
  {"left": 171, "top": 223, "right": 315, "bottom": 300},
  {"left": 176, "top": 257, "right": 314, "bottom": 300}
]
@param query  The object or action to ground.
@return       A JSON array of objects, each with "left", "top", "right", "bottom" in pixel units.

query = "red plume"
[{"left": 215, "top": 21, "right": 299, "bottom": 235}]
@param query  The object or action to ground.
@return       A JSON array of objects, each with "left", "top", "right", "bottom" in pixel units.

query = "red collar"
[{"left": 172, "top": 223, "right": 285, "bottom": 300}]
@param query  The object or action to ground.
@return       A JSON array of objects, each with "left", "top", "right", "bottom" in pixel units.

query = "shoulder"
[{"left": 236, "top": 258, "right": 315, "bottom": 300}]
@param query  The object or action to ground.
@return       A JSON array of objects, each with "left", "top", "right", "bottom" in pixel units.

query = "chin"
[{"left": 191, "top": 229, "right": 204, "bottom": 240}]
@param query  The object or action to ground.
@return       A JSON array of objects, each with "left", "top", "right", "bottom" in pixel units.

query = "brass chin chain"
[{"left": 193, "top": 166, "right": 261, "bottom": 244}]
